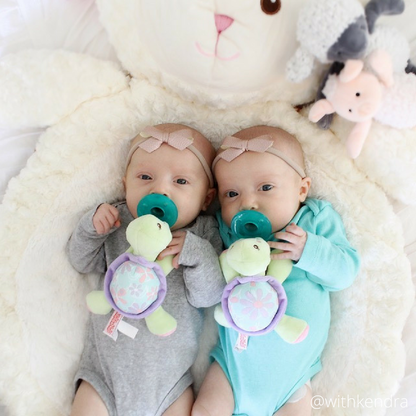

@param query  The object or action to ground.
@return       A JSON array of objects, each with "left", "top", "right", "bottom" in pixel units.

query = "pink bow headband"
[
  {"left": 212, "top": 135, "right": 306, "bottom": 178},
  {"left": 126, "top": 126, "right": 214, "bottom": 187}
]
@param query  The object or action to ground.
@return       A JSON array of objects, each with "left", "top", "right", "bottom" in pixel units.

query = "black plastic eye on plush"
[
  {"left": 356, "top": 92, "right": 361, "bottom": 97},
  {"left": 261, "top": 0, "right": 281, "bottom": 15}
]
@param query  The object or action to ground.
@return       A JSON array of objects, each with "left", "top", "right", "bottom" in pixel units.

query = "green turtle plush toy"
[
  {"left": 86, "top": 214, "right": 177, "bottom": 337},
  {"left": 214, "top": 237, "right": 309, "bottom": 345}
]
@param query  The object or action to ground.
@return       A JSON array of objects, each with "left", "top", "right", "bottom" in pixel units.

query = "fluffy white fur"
[{"left": 0, "top": 0, "right": 414, "bottom": 415}]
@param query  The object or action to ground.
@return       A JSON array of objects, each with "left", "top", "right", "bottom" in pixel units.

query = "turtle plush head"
[
  {"left": 126, "top": 214, "right": 172, "bottom": 261},
  {"left": 226, "top": 238, "right": 270, "bottom": 277}
]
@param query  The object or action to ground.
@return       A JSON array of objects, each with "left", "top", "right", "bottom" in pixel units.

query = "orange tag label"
[
  {"left": 235, "top": 333, "right": 249, "bottom": 351},
  {"left": 103, "top": 311, "right": 123, "bottom": 341}
]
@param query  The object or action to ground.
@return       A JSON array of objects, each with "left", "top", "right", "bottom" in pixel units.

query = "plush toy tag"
[
  {"left": 234, "top": 333, "right": 249, "bottom": 352},
  {"left": 117, "top": 320, "right": 139, "bottom": 339},
  {"left": 103, "top": 311, "right": 139, "bottom": 341},
  {"left": 104, "top": 311, "right": 123, "bottom": 341}
]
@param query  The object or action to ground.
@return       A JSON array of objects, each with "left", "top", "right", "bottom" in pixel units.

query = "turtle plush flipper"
[
  {"left": 86, "top": 290, "right": 112, "bottom": 315},
  {"left": 267, "top": 250, "right": 293, "bottom": 284},
  {"left": 274, "top": 315, "right": 309, "bottom": 344},
  {"left": 145, "top": 306, "right": 177, "bottom": 336},
  {"left": 156, "top": 255, "right": 174, "bottom": 276},
  {"left": 214, "top": 304, "right": 231, "bottom": 328}
]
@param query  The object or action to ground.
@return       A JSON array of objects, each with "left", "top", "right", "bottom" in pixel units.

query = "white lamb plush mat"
[
  {"left": 0, "top": 79, "right": 413, "bottom": 415},
  {"left": 0, "top": 1, "right": 415, "bottom": 415}
]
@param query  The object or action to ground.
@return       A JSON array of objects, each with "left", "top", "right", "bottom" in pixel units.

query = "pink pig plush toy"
[{"left": 309, "top": 53, "right": 416, "bottom": 158}]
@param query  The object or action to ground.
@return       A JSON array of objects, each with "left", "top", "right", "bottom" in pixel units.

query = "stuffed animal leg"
[
  {"left": 274, "top": 315, "right": 310, "bottom": 344},
  {"left": 144, "top": 306, "right": 177, "bottom": 337}
]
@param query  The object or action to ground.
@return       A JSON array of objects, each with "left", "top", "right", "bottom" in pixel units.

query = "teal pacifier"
[
  {"left": 231, "top": 210, "right": 272, "bottom": 240},
  {"left": 137, "top": 194, "right": 178, "bottom": 228}
]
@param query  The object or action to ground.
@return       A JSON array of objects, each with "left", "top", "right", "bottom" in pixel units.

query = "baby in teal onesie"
[{"left": 192, "top": 125, "right": 360, "bottom": 416}]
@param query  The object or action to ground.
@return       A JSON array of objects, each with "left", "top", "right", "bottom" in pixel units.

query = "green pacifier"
[
  {"left": 137, "top": 194, "right": 178, "bottom": 228},
  {"left": 231, "top": 210, "right": 273, "bottom": 240}
]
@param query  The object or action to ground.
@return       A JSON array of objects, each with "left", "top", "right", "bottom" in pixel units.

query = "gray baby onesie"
[{"left": 68, "top": 202, "right": 225, "bottom": 416}]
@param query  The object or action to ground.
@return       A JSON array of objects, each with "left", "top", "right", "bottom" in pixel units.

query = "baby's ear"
[
  {"left": 309, "top": 99, "right": 335, "bottom": 123},
  {"left": 202, "top": 188, "right": 217, "bottom": 211},
  {"left": 299, "top": 177, "right": 311, "bottom": 203}
]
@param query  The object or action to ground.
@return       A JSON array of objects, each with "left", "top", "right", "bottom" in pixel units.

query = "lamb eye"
[
  {"left": 356, "top": 92, "right": 361, "bottom": 97},
  {"left": 349, "top": 109, "right": 352, "bottom": 112},
  {"left": 261, "top": 0, "right": 281, "bottom": 15},
  {"left": 253, "top": 244, "right": 259, "bottom": 250},
  {"left": 157, "top": 223, "right": 162, "bottom": 229}
]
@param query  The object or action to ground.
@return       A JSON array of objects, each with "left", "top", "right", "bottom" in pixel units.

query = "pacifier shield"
[
  {"left": 137, "top": 194, "right": 178, "bottom": 228},
  {"left": 231, "top": 210, "right": 272, "bottom": 240}
]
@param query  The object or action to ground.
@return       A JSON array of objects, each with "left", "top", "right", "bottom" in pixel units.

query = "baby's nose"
[
  {"left": 240, "top": 197, "right": 258, "bottom": 211},
  {"left": 151, "top": 191, "right": 169, "bottom": 198}
]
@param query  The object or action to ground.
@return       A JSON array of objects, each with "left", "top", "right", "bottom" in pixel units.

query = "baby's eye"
[
  {"left": 139, "top": 174, "right": 152, "bottom": 180},
  {"left": 261, "top": 184, "right": 273, "bottom": 191},
  {"left": 175, "top": 178, "right": 188, "bottom": 185},
  {"left": 226, "top": 191, "right": 239, "bottom": 198}
]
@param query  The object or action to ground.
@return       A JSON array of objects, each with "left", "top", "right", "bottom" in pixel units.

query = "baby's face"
[
  {"left": 124, "top": 144, "right": 213, "bottom": 230},
  {"left": 215, "top": 151, "right": 309, "bottom": 233}
]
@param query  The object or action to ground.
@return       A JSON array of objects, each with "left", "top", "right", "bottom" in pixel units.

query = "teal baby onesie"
[{"left": 211, "top": 198, "right": 360, "bottom": 416}]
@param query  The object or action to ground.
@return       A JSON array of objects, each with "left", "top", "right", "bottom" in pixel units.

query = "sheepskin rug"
[{"left": 0, "top": 69, "right": 413, "bottom": 416}]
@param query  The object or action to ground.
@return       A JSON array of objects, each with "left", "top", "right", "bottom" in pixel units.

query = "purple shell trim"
[
  {"left": 104, "top": 253, "right": 167, "bottom": 320},
  {"left": 221, "top": 275, "right": 287, "bottom": 336}
]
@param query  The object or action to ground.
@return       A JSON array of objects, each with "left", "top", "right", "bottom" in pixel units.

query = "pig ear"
[
  {"left": 367, "top": 50, "right": 394, "bottom": 87},
  {"left": 309, "top": 99, "right": 335, "bottom": 123},
  {"left": 340, "top": 60, "right": 364, "bottom": 83}
]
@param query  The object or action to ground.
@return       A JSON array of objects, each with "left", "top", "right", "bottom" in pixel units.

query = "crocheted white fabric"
[
  {"left": 287, "top": 0, "right": 364, "bottom": 82},
  {"left": 367, "top": 25, "right": 410, "bottom": 73}
]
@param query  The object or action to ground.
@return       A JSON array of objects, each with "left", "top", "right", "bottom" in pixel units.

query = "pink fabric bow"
[
  {"left": 139, "top": 126, "right": 194, "bottom": 153},
  {"left": 219, "top": 135, "right": 274, "bottom": 162}
]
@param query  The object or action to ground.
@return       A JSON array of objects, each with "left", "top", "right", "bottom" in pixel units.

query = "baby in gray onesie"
[{"left": 67, "top": 123, "right": 225, "bottom": 416}]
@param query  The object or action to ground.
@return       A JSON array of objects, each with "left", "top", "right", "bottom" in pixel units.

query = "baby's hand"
[
  {"left": 268, "top": 223, "right": 307, "bottom": 262},
  {"left": 157, "top": 231, "right": 186, "bottom": 269},
  {"left": 92, "top": 203, "right": 121, "bottom": 235}
]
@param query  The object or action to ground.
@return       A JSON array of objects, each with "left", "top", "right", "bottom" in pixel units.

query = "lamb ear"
[
  {"left": 309, "top": 99, "right": 335, "bottom": 123},
  {"left": 340, "top": 60, "right": 364, "bottom": 83},
  {"left": 286, "top": 47, "right": 315, "bottom": 83}
]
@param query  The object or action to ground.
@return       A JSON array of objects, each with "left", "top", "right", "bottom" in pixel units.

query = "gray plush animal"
[
  {"left": 287, "top": 0, "right": 413, "bottom": 129},
  {"left": 286, "top": 0, "right": 407, "bottom": 84}
]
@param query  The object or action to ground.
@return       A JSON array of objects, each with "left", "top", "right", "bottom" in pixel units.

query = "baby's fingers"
[
  {"left": 158, "top": 244, "right": 180, "bottom": 260},
  {"left": 94, "top": 208, "right": 120, "bottom": 234},
  {"left": 270, "top": 250, "right": 295, "bottom": 261},
  {"left": 268, "top": 241, "right": 293, "bottom": 252},
  {"left": 285, "top": 223, "right": 306, "bottom": 237},
  {"left": 172, "top": 254, "right": 180, "bottom": 269},
  {"left": 94, "top": 218, "right": 111, "bottom": 234},
  {"left": 105, "top": 206, "right": 120, "bottom": 225},
  {"left": 273, "top": 231, "right": 299, "bottom": 245}
]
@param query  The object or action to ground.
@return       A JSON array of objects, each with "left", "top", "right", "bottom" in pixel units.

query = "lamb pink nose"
[{"left": 215, "top": 14, "right": 234, "bottom": 33}]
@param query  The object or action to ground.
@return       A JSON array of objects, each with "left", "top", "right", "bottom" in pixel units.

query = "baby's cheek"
[{"left": 221, "top": 206, "right": 234, "bottom": 228}]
